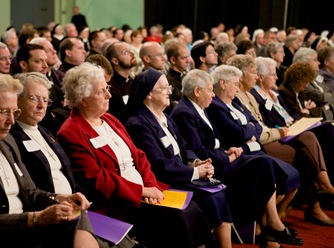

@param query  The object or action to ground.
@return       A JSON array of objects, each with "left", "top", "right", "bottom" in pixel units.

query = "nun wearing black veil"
[{"left": 125, "top": 68, "right": 233, "bottom": 248}]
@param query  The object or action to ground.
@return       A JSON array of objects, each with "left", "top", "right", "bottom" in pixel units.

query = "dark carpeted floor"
[{"left": 233, "top": 204, "right": 334, "bottom": 248}]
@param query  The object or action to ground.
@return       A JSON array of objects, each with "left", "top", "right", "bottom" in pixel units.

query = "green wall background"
[
  {"left": 1, "top": 0, "right": 144, "bottom": 35},
  {"left": 0, "top": 0, "right": 10, "bottom": 35}
]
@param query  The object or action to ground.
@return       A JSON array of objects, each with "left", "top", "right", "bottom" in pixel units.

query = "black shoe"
[
  {"left": 304, "top": 209, "right": 334, "bottom": 226},
  {"left": 283, "top": 223, "right": 298, "bottom": 237},
  {"left": 263, "top": 226, "right": 303, "bottom": 246}
]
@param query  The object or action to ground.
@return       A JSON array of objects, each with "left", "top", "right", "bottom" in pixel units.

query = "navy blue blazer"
[
  {"left": 125, "top": 105, "right": 197, "bottom": 185},
  {"left": 10, "top": 122, "right": 75, "bottom": 193},
  {"left": 250, "top": 88, "right": 301, "bottom": 128},
  {"left": 171, "top": 97, "right": 231, "bottom": 172},
  {"left": 206, "top": 96, "right": 263, "bottom": 152}
]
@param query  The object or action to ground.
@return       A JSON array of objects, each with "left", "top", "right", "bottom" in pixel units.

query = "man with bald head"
[{"left": 139, "top": 41, "right": 166, "bottom": 71}]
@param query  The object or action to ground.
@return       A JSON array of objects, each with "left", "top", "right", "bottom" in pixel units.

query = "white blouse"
[
  {"left": 0, "top": 151, "right": 23, "bottom": 214},
  {"left": 94, "top": 121, "right": 144, "bottom": 186},
  {"left": 189, "top": 100, "right": 220, "bottom": 149},
  {"left": 17, "top": 121, "right": 72, "bottom": 195}
]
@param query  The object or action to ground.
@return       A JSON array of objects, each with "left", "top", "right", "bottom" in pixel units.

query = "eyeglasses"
[
  {"left": 97, "top": 85, "right": 111, "bottom": 96},
  {"left": 227, "top": 81, "right": 240, "bottom": 87},
  {"left": 153, "top": 85, "right": 173, "bottom": 93},
  {"left": 0, "top": 56, "right": 12, "bottom": 62},
  {"left": 267, "top": 73, "right": 278, "bottom": 77},
  {"left": 0, "top": 108, "right": 21, "bottom": 120},
  {"left": 26, "top": 95, "right": 53, "bottom": 106},
  {"left": 148, "top": 53, "right": 165, "bottom": 58}
]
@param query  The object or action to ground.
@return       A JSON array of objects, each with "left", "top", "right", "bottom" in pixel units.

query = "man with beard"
[{"left": 106, "top": 41, "right": 137, "bottom": 122}]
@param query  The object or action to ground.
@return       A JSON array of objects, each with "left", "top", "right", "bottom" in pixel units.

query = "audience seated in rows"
[{"left": 56, "top": 62, "right": 216, "bottom": 248}]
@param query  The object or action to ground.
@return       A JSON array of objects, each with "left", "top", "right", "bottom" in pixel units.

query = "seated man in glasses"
[{"left": 139, "top": 41, "right": 167, "bottom": 72}]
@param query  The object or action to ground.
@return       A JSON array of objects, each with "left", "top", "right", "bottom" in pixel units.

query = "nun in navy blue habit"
[
  {"left": 170, "top": 67, "right": 303, "bottom": 246},
  {"left": 124, "top": 68, "right": 233, "bottom": 248}
]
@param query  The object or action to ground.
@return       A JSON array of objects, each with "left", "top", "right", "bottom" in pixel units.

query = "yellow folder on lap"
[{"left": 143, "top": 189, "right": 193, "bottom": 210}]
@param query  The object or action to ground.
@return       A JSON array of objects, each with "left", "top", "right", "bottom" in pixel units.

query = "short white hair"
[
  {"left": 211, "top": 65, "right": 242, "bottom": 87},
  {"left": 62, "top": 62, "right": 105, "bottom": 108},
  {"left": 182, "top": 69, "right": 213, "bottom": 97},
  {"left": 255, "top": 57, "right": 277, "bottom": 75},
  {"left": 293, "top": 47, "right": 317, "bottom": 63}
]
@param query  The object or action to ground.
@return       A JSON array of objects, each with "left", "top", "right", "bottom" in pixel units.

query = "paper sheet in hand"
[
  {"left": 280, "top": 117, "right": 322, "bottom": 142},
  {"left": 87, "top": 211, "right": 133, "bottom": 245},
  {"left": 143, "top": 189, "right": 193, "bottom": 210}
]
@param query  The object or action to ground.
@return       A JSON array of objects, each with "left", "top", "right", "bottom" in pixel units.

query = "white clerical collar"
[{"left": 145, "top": 105, "right": 168, "bottom": 127}]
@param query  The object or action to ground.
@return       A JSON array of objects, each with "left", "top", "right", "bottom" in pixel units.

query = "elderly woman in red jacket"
[{"left": 57, "top": 62, "right": 215, "bottom": 248}]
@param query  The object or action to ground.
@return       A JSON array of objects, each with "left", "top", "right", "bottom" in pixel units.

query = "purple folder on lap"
[
  {"left": 87, "top": 211, "right": 133, "bottom": 245},
  {"left": 280, "top": 122, "right": 322, "bottom": 143},
  {"left": 183, "top": 190, "right": 193, "bottom": 210},
  {"left": 166, "top": 189, "right": 193, "bottom": 210},
  {"left": 186, "top": 183, "right": 226, "bottom": 193}
]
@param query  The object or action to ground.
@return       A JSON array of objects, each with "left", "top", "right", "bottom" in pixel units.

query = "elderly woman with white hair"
[
  {"left": 124, "top": 67, "right": 232, "bottom": 248},
  {"left": 0, "top": 73, "right": 103, "bottom": 248},
  {"left": 250, "top": 57, "right": 334, "bottom": 226},
  {"left": 57, "top": 62, "right": 216, "bottom": 248},
  {"left": 293, "top": 47, "right": 334, "bottom": 121},
  {"left": 170, "top": 68, "right": 303, "bottom": 246},
  {"left": 10, "top": 71, "right": 140, "bottom": 247},
  {"left": 265, "top": 41, "right": 287, "bottom": 87}
]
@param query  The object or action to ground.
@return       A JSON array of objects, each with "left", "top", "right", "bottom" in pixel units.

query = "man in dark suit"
[{"left": 71, "top": 6, "right": 88, "bottom": 33}]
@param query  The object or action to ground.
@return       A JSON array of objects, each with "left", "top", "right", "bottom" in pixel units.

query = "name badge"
[
  {"left": 122, "top": 95, "right": 129, "bottom": 105},
  {"left": 160, "top": 136, "right": 171, "bottom": 148},
  {"left": 23, "top": 140, "right": 40, "bottom": 152},
  {"left": 265, "top": 100, "right": 273, "bottom": 111},
  {"left": 230, "top": 111, "right": 239, "bottom": 120},
  {"left": 90, "top": 136, "right": 108, "bottom": 149},
  {"left": 316, "top": 75, "right": 324, "bottom": 83},
  {"left": 14, "top": 163, "right": 23, "bottom": 177},
  {"left": 247, "top": 141, "right": 261, "bottom": 152}
]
